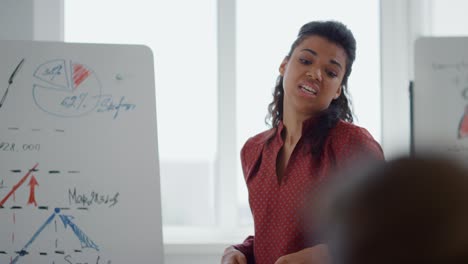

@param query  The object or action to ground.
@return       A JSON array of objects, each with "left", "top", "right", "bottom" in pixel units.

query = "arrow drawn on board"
[
  {"left": 28, "top": 175, "right": 39, "bottom": 207},
  {"left": 0, "top": 58, "right": 25, "bottom": 108},
  {"left": 27, "top": 175, "right": 39, "bottom": 207},
  {"left": 0, "top": 163, "right": 39, "bottom": 207},
  {"left": 59, "top": 214, "right": 100, "bottom": 251}
]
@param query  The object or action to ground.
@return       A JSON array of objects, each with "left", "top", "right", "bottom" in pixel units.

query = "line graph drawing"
[
  {"left": 11, "top": 209, "right": 58, "bottom": 264},
  {"left": 10, "top": 208, "right": 99, "bottom": 264},
  {"left": 0, "top": 163, "right": 38, "bottom": 208},
  {"left": 1, "top": 42, "right": 163, "bottom": 263},
  {"left": 1, "top": 163, "right": 104, "bottom": 264}
]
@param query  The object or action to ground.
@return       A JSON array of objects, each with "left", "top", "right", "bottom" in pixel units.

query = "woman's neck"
[{"left": 282, "top": 110, "right": 315, "bottom": 147}]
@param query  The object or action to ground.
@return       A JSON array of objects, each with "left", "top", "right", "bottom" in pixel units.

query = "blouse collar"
[{"left": 274, "top": 115, "right": 319, "bottom": 143}]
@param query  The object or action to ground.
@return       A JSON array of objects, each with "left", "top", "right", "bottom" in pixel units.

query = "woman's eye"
[
  {"left": 299, "top": 58, "right": 312, "bottom": 65},
  {"left": 326, "top": 70, "right": 338, "bottom": 78}
]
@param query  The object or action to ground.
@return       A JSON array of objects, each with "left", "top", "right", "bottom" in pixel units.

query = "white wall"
[
  {"left": 380, "top": 0, "right": 432, "bottom": 159},
  {"left": 0, "top": 0, "right": 34, "bottom": 40},
  {"left": 33, "top": 0, "right": 64, "bottom": 41},
  {"left": 0, "top": 0, "right": 63, "bottom": 41}
]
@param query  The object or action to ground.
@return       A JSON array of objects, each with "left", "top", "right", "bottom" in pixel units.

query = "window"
[
  {"left": 65, "top": 0, "right": 218, "bottom": 232},
  {"left": 431, "top": 0, "right": 468, "bottom": 36},
  {"left": 66, "top": 0, "right": 381, "bottom": 242}
]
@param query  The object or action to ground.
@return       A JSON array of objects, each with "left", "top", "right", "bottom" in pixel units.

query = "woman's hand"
[
  {"left": 274, "top": 244, "right": 329, "bottom": 264},
  {"left": 221, "top": 246, "right": 247, "bottom": 264}
]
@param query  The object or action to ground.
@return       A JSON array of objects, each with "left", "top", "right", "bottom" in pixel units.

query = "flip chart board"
[
  {"left": 414, "top": 37, "right": 468, "bottom": 162},
  {"left": 0, "top": 40, "right": 163, "bottom": 264}
]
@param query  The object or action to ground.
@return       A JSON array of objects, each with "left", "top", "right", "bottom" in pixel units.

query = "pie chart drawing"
[{"left": 32, "top": 59, "right": 102, "bottom": 117}]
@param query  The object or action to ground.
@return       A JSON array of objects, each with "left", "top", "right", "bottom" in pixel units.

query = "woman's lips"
[{"left": 298, "top": 82, "right": 319, "bottom": 97}]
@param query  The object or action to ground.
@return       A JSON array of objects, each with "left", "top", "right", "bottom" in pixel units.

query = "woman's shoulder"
[
  {"left": 240, "top": 127, "right": 276, "bottom": 179},
  {"left": 331, "top": 120, "right": 375, "bottom": 139},
  {"left": 327, "top": 120, "right": 384, "bottom": 160},
  {"left": 243, "top": 127, "right": 277, "bottom": 148},
  {"left": 240, "top": 127, "right": 276, "bottom": 161}
]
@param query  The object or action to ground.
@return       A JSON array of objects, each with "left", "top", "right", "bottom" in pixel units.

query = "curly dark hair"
[{"left": 266, "top": 20, "right": 357, "bottom": 158}]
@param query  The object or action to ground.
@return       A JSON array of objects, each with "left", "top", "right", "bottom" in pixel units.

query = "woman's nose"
[{"left": 306, "top": 68, "right": 322, "bottom": 82}]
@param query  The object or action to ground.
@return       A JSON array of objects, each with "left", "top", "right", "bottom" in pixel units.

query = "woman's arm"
[
  {"left": 274, "top": 244, "right": 329, "bottom": 264},
  {"left": 221, "top": 246, "right": 248, "bottom": 264},
  {"left": 221, "top": 236, "right": 254, "bottom": 264}
]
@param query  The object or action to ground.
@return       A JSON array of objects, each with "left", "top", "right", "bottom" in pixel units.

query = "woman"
[{"left": 221, "top": 20, "right": 384, "bottom": 264}]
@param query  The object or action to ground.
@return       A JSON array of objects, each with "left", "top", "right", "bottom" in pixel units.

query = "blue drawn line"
[
  {"left": 59, "top": 214, "right": 99, "bottom": 251},
  {"left": 33, "top": 59, "right": 69, "bottom": 90},
  {"left": 11, "top": 208, "right": 60, "bottom": 264}
]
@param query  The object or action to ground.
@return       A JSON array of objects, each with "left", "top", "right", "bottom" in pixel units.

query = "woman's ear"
[
  {"left": 279, "top": 57, "right": 289, "bottom": 76},
  {"left": 334, "top": 86, "right": 342, "bottom": 99}
]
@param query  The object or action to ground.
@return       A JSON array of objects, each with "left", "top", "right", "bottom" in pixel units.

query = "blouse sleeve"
[
  {"left": 230, "top": 139, "right": 261, "bottom": 263},
  {"left": 231, "top": 141, "right": 256, "bottom": 263},
  {"left": 233, "top": 236, "right": 255, "bottom": 264},
  {"left": 232, "top": 133, "right": 268, "bottom": 263}
]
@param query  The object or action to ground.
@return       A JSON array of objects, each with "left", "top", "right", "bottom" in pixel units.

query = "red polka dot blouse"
[{"left": 234, "top": 119, "right": 384, "bottom": 264}]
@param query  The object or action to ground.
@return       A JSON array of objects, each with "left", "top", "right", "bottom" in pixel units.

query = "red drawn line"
[
  {"left": 27, "top": 175, "right": 39, "bottom": 207},
  {"left": 73, "top": 64, "right": 90, "bottom": 88},
  {"left": 0, "top": 163, "right": 39, "bottom": 207},
  {"left": 75, "top": 70, "right": 90, "bottom": 88},
  {"left": 459, "top": 106, "right": 468, "bottom": 139}
]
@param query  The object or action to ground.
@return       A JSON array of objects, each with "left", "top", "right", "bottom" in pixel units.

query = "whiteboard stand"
[
  {"left": 413, "top": 37, "right": 468, "bottom": 164},
  {"left": 0, "top": 40, "right": 164, "bottom": 264}
]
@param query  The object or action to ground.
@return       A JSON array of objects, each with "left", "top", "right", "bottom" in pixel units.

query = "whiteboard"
[
  {"left": 414, "top": 37, "right": 468, "bottom": 162},
  {"left": 0, "top": 40, "right": 163, "bottom": 264}
]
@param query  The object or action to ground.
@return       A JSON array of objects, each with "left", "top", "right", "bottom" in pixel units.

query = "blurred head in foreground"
[{"left": 321, "top": 156, "right": 468, "bottom": 264}]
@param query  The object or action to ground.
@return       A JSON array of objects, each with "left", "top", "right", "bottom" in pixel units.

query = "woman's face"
[{"left": 280, "top": 35, "right": 347, "bottom": 118}]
